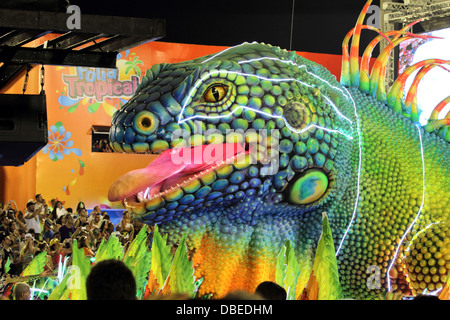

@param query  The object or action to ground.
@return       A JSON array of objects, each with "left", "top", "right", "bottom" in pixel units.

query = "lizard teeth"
[{"left": 143, "top": 187, "right": 150, "bottom": 199}]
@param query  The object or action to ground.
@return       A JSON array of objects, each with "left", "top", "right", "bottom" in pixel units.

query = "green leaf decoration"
[
  {"left": 4, "top": 257, "right": 11, "bottom": 274},
  {"left": 95, "top": 234, "right": 124, "bottom": 262},
  {"left": 54, "top": 121, "right": 63, "bottom": 130},
  {"left": 311, "top": 212, "right": 342, "bottom": 300},
  {"left": 37, "top": 277, "right": 58, "bottom": 300},
  {"left": 194, "top": 278, "right": 203, "bottom": 295},
  {"left": 68, "top": 239, "right": 92, "bottom": 300},
  {"left": 148, "top": 224, "right": 173, "bottom": 293},
  {"left": 275, "top": 245, "right": 287, "bottom": 286},
  {"left": 125, "top": 64, "right": 134, "bottom": 75},
  {"left": 47, "top": 272, "right": 70, "bottom": 300},
  {"left": 72, "top": 240, "right": 91, "bottom": 279},
  {"left": 122, "top": 228, "right": 151, "bottom": 299},
  {"left": 131, "top": 253, "right": 152, "bottom": 300},
  {"left": 275, "top": 240, "right": 300, "bottom": 300},
  {"left": 122, "top": 227, "right": 148, "bottom": 266},
  {"left": 87, "top": 102, "right": 101, "bottom": 113},
  {"left": 21, "top": 251, "right": 47, "bottom": 276},
  {"left": 67, "top": 102, "right": 80, "bottom": 113},
  {"left": 161, "top": 233, "right": 197, "bottom": 298}
]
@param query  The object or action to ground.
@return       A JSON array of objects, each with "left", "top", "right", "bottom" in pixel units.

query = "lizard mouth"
[{"left": 108, "top": 143, "right": 250, "bottom": 210}]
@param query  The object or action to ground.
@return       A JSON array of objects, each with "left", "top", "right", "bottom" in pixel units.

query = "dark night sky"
[{"left": 70, "top": 0, "right": 385, "bottom": 56}]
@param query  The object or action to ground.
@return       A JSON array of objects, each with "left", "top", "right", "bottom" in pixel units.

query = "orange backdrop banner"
[{"left": 2, "top": 41, "right": 364, "bottom": 210}]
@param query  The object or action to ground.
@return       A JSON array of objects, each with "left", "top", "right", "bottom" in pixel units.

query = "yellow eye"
[
  {"left": 203, "top": 85, "right": 228, "bottom": 103},
  {"left": 133, "top": 111, "right": 159, "bottom": 135}
]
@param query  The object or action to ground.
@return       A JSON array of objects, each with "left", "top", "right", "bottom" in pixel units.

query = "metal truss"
[
  {"left": 0, "top": 8, "right": 165, "bottom": 90},
  {"left": 380, "top": 0, "right": 450, "bottom": 89}
]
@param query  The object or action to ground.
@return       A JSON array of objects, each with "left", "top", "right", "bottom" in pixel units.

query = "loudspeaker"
[{"left": 0, "top": 93, "right": 48, "bottom": 166}]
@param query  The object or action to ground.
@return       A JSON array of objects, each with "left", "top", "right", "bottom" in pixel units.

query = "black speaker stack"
[{"left": 0, "top": 93, "right": 48, "bottom": 166}]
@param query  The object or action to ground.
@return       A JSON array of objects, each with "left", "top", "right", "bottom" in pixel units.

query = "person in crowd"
[
  {"left": 55, "top": 201, "right": 67, "bottom": 221},
  {"left": 88, "top": 206, "right": 102, "bottom": 223},
  {"left": 0, "top": 214, "right": 10, "bottom": 236},
  {"left": 1, "top": 200, "right": 18, "bottom": 217},
  {"left": 76, "top": 202, "right": 86, "bottom": 214},
  {"left": 35, "top": 194, "right": 51, "bottom": 217},
  {"left": 59, "top": 214, "right": 76, "bottom": 242},
  {"left": 98, "top": 220, "right": 110, "bottom": 240},
  {"left": 66, "top": 208, "right": 74, "bottom": 219},
  {"left": 13, "top": 282, "right": 31, "bottom": 300},
  {"left": 100, "top": 211, "right": 108, "bottom": 220},
  {"left": 7, "top": 222, "right": 23, "bottom": 274},
  {"left": 120, "top": 218, "right": 134, "bottom": 246},
  {"left": 74, "top": 208, "right": 89, "bottom": 229},
  {"left": 8, "top": 222, "right": 22, "bottom": 251},
  {"left": 42, "top": 220, "right": 55, "bottom": 244},
  {"left": 0, "top": 232, "right": 17, "bottom": 276},
  {"left": 48, "top": 199, "right": 55, "bottom": 212},
  {"left": 50, "top": 238, "right": 72, "bottom": 267},
  {"left": 107, "top": 221, "right": 115, "bottom": 234},
  {"left": 81, "top": 224, "right": 97, "bottom": 251},
  {"left": 27, "top": 229, "right": 37, "bottom": 240},
  {"left": 14, "top": 211, "right": 27, "bottom": 231},
  {"left": 49, "top": 238, "right": 61, "bottom": 266},
  {"left": 55, "top": 215, "right": 65, "bottom": 233},
  {"left": 53, "top": 231, "right": 61, "bottom": 243},
  {"left": 19, "top": 233, "right": 37, "bottom": 272},
  {"left": 90, "top": 211, "right": 103, "bottom": 230},
  {"left": 50, "top": 201, "right": 66, "bottom": 224},
  {"left": 120, "top": 211, "right": 133, "bottom": 236},
  {"left": 24, "top": 200, "right": 45, "bottom": 241},
  {"left": 254, "top": 281, "right": 287, "bottom": 300},
  {"left": 86, "top": 259, "right": 136, "bottom": 300},
  {"left": 78, "top": 235, "right": 94, "bottom": 258},
  {"left": 91, "top": 228, "right": 103, "bottom": 252},
  {"left": 132, "top": 217, "right": 143, "bottom": 236}
]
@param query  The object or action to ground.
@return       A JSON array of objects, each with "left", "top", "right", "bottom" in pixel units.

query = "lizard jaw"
[
  {"left": 127, "top": 150, "right": 246, "bottom": 206},
  {"left": 108, "top": 143, "right": 249, "bottom": 209}
]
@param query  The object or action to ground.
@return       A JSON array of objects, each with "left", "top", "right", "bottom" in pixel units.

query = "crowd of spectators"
[
  {"left": 0, "top": 194, "right": 146, "bottom": 286},
  {"left": 0, "top": 194, "right": 289, "bottom": 301}
]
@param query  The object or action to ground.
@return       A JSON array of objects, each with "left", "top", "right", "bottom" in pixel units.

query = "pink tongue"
[{"left": 108, "top": 143, "right": 245, "bottom": 202}]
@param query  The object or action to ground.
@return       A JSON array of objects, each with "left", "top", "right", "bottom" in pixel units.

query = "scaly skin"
[{"left": 108, "top": 42, "right": 449, "bottom": 299}]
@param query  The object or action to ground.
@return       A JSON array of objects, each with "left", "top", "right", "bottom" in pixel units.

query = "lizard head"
[{"left": 108, "top": 42, "right": 356, "bottom": 225}]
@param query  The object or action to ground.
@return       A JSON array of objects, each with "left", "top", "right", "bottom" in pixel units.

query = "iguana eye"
[
  {"left": 203, "top": 84, "right": 228, "bottom": 103},
  {"left": 134, "top": 111, "right": 159, "bottom": 135},
  {"left": 288, "top": 170, "right": 328, "bottom": 205}
]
